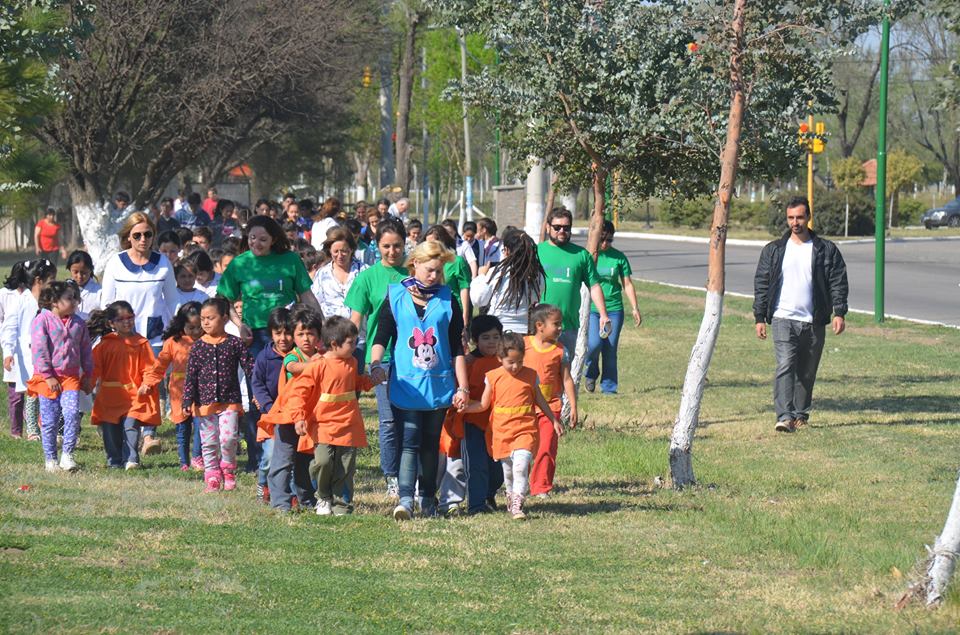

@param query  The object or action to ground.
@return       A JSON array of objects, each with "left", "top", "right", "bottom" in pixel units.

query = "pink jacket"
[{"left": 30, "top": 309, "right": 93, "bottom": 380}]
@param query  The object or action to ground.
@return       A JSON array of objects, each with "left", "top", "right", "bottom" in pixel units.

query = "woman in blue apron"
[{"left": 369, "top": 240, "right": 469, "bottom": 520}]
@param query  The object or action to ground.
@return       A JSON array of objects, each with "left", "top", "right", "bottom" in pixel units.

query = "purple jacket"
[
  {"left": 30, "top": 309, "right": 93, "bottom": 380},
  {"left": 182, "top": 334, "right": 254, "bottom": 411}
]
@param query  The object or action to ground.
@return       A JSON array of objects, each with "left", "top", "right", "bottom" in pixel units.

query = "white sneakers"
[
  {"left": 59, "top": 453, "right": 78, "bottom": 472},
  {"left": 44, "top": 459, "right": 58, "bottom": 473},
  {"left": 316, "top": 498, "right": 333, "bottom": 516},
  {"left": 124, "top": 462, "right": 139, "bottom": 471}
]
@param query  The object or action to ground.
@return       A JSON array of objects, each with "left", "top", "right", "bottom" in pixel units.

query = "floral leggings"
[
  {"left": 38, "top": 391, "right": 80, "bottom": 460},
  {"left": 197, "top": 410, "right": 239, "bottom": 475}
]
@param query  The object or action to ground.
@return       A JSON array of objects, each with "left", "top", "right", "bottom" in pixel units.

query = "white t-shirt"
[
  {"left": 100, "top": 251, "right": 179, "bottom": 345},
  {"left": 174, "top": 287, "right": 210, "bottom": 313},
  {"left": 78, "top": 279, "right": 101, "bottom": 322},
  {"left": 311, "top": 217, "right": 341, "bottom": 251},
  {"left": 773, "top": 238, "right": 814, "bottom": 323}
]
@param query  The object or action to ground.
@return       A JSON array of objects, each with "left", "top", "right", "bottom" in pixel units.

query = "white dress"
[
  {"left": 0, "top": 292, "right": 38, "bottom": 392},
  {"left": 78, "top": 279, "right": 102, "bottom": 321},
  {"left": 0, "top": 287, "right": 25, "bottom": 383},
  {"left": 100, "top": 251, "right": 178, "bottom": 347}
]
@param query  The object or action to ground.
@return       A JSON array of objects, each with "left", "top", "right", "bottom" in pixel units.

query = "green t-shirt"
[
  {"left": 444, "top": 255, "right": 471, "bottom": 296},
  {"left": 344, "top": 261, "right": 408, "bottom": 365},
  {"left": 537, "top": 240, "right": 600, "bottom": 330},
  {"left": 283, "top": 348, "right": 307, "bottom": 381},
  {"left": 217, "top": 250, "right": 313, "bottom": 329},
  {"left": 591, "top": 247, "right": 632, "bottom": 313}
]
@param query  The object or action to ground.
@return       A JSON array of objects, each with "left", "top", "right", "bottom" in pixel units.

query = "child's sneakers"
[
  {"left": 124, "top": 461, "right": 139, "bottom": 471},
  {"left": 510, "top": 494, "right": 526, "bottom": 520},
  {"left": 59, "top": 452, "right": 78, "bottom": 472},
  {"left": 203, "top": 471, "right": 221, "bottom": 493},
  {"left": 316, "top": 498, "right": 333, "bottom": 516},
  {"left": 44, "top": 458, "right": 58, "bottom": 473},
  {"left": 142, "top": 435, "right": 161, "bottom": 455},
  {"left": 190, "top": 456, "right": 204, "bottom": 471},
  {"left": 385, "top": 476, "right": 399, "bottom": 499},
  {"left": 180, "top": 464, "right": 190, "bottom": 472},
  {"left": 392, "top": 504, "right": 411, "bottom": 521},
  {"left": 223, "top": 472, "right": 237, "bottom": 491}
]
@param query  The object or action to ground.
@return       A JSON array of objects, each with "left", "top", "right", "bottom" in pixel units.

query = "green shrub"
[
  {"left": 729, "top": 200, "right": 768, "bottom": 227},
  {"left": 661, "top": 196, "right": 712, "bottom": 228},
  {"left": 768, "top": 189, "right": 874, "bottom": 236},
  {"left": 896, "top": 197, "right": 925, "bottom": 226}
]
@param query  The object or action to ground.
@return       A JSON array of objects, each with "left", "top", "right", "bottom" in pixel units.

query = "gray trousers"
[
  {"left": 309, "top": 444, "right": 356, "bottom": 513},
  {"left": 267, "top": 424, "right": 316, "bottom": 511},
  {"left": 772, "top": 318, "right": 825, "bottom": 423}
]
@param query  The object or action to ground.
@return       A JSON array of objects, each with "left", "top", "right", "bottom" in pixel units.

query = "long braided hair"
[{"left": 489, "top": 228, "right": 544, "bottom": 311}]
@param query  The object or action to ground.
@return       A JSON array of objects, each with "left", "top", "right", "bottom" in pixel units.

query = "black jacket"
[{"left": 753, "top": 230, "right": 849, "bottom": 326}]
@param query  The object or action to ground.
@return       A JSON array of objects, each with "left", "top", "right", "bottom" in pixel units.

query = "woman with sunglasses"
[
  {"left": 583, "top": 221, "right": 642, "bottom": 395},
  {"left": 100, "top": 211, "right": 179, "bottom": 454}
]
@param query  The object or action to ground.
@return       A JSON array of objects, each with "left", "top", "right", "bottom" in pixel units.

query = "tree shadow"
[
  {"left": 532, "top": 499, "right": 689, "bottom": 516},
  {"left": 816, "top": 394, "right": 960, "bottom": 417}
]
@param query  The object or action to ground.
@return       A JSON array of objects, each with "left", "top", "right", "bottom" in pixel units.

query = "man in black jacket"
[{"left": 753, "top": 197, "right": 848, "bottom": 432}]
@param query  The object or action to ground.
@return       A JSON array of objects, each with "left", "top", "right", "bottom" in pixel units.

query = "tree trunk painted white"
[
  {"left": 563, "top": 284, "right": 591, "bottom": 422},
  {"left": 924, "top": 468, "right": 960, "bottom": 606},
  {"left": 524, "top": 158, "right": 545, "bottom": 238},
  {"left": 844, "top": 193, "right": 850, "bottom": 237},
  {"left": 74, "top": 201, "right": 122, "bottom": 276},
  {"left": 669, "top": 290, "right": 723, "bottom": 487},
  {"left": 561, "top": 191, "right": 578, "bottom": 217}
]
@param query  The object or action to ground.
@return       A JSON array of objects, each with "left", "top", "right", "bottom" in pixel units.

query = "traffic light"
[
  {"left": 361, "top": 66, "right": 372, "bottom": 88},
  {"left": 812, "top": 121, "right": 825, "bottom": 154}
]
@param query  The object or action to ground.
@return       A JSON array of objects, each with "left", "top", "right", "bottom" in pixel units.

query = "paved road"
[{"left": 583, "top": 235, "right": 960, "bottom": 326}]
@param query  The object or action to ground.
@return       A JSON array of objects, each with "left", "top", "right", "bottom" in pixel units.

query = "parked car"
[{"left": 922, "top": 197, "right": 960, "bottom": 228}]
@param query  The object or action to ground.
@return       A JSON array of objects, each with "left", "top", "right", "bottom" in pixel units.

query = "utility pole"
[
  {"left": 421, "top": 45, "right": 430, "bottom": 225},
  {"left": 458, "top": 29, "right": 473, "bottom": 229},
  {"left": 874, "top": 0, "right": 891, "bottom": 323}
]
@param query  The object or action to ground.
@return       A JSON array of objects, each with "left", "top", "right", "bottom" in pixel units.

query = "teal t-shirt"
[
  {"left": 444, "top": 255, "right": 471, "bottom": 296},
  {"left": 537, "top": 241, "right": 600, "bottom": 330},
  {"left": 591, "top": 247, "right": 632, "bottom": 313},
  {"left": 217, "top": 250, "right": 313, "bottom": 329},
  {"left": 344, "top": 261, "right": 408, "bottom": 364}
]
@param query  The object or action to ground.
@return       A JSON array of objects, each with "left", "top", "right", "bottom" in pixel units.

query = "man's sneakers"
[
  {"left": 59, "top": 452, "right": 78, "bottom": 472},
  {"left": 392, "top": 504, "right": 411, "bottom": 521},
  {"left": 584, "top": 377, "right": 596, "bottom": 393},
  {"left": 774, "top": 419, "right": 796, "bottom": 433}
]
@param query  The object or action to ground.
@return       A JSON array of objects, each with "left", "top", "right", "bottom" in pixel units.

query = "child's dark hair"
[
  {"left": 201, "top": 296, "right": 230, "bottom": 317},
  {"left": 267, "top": 307, "right": 293, "bottom": 333},
  {"left": 65, "top": 250, "right": 95, "bottom": 273},
  {"left": 290, "top": 304, "right": 323, "bottom": 335},
  {"left": 322, "top": 315, "right": 358, "bottom": 348},
  {"left": 87, "top": 300, "right": 134, "bottom": 339},
  {"left": 282, "top": 220, "right": 299, "bottom": 235},
  {"left": 192, "top": 226, "right": 213, "bottom": 244},
  {"left": 530, "top": 303, "right": 561, "bottom": 330},
  {"left": 163, "top": 301, "right": 202, "bottom": 340},
  {"left": 302, "top": 249, "right": 325, "bottom": 272},
  {"left": 185, "top": 249, "right": 214, "bottom": 274},
  {"left": 157, "top": 230, "right": 181, "bottom": 248},
  {"left": 221, "top": 236, "right": 241, "bottom": 254},
  {"left": 4, "top": 261, "right": 27, "bottom": 290},
  {"left": 208, "top": 247, "right": 225, "bottom": 266},
  {"left": 497, "top": 332, "right": 526, "bottom": 358},
  {"left": 470, "top": 314, "right": 503, "bottom": 343},
  {"left": 175, "top": 227, "right": 194, "bottom": 247},
  {"left": 406, "top": 218, "right": 422, "bottom": 232},
  {"left": 22, "top": 258, "right": 57, "bottom": 288},
  {"left": 38, "top": 280, "right": 79, "bottom": 312},
  {"left": 174, "top": 260, "right": 198, "bottom": 278}
]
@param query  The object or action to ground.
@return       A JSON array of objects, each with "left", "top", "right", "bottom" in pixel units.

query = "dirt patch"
[{"left": 852, "top": 326, "right": 950, "bottom": 347}]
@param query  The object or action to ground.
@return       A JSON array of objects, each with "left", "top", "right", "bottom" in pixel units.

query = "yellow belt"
[
  {"left": 317, "top": 391, "right": 357, "bottom": 404},
  {"left": 101, "top": 382, "right": 137, "bottom": 389},
  {"left": 170, "top": 372, "right": 186, "bottom": 379},
  {"left": 494, "top": 405, "right": 533, "bottom": 415},
  {"left": 539, "top": 384, "right": 554, "bottom": 399}
]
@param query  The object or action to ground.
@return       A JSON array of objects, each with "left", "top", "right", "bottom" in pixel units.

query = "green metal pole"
[{"left": 874, "top": 0, "right": 890, "bottom": 323}]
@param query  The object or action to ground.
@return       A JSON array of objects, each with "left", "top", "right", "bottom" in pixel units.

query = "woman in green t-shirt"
[
  {"left": 217, "top": 215, "right": 322, "bottom": 358},
  {"left": 344, "top": 218, "right": 409, "bottom": 498},
  {"left": 585, "top": 221, "right": 642, "bottom": 395},
  {"left": 422, "top": 224, "right": 471, "bottom": 328}
]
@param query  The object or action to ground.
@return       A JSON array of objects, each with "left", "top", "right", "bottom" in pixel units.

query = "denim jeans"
[
  {"left": 244, "top": 328, "right": 272, "bottom": 473},
  {"left": 102, "top": 417, "right": 141, "bottom": 467},
  {"left": 395, "top": 407, "right": 447, "bottom": 514},
  {"left": 143, "top": 342, "right": 165, "bottom": 438},
  {"left": 267, "top": 424, "right": 316, "bottom": 510},
  {"left": 462, "top": 422, "right": 503, "bottom": 513},
  {"left": 258, "top": 437, "right": 273, "bottom": 486},
  {"left": 175, "top": 419, "right": 192, "bottom": 467},
  {"left": 558, "top": 329, "right": 577, "bottom": 367},
  {"left": 373, "top": 362, "right": 400, "bottom": 478},
  {"left": 585, "top": 310, "right": 625, "bottom": 393},
  {"left": 771, "top": 318, "right": 825, "bottom": 423},
  {"left": 192, "top": 423, "right": 202, "bottom": 460}
]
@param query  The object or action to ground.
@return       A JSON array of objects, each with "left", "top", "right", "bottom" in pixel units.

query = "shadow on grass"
[
  {"left": 816, "top": 394, "right": 960, "bottom": 419},
  {"left": 533, "top": 499, "right": 691, "bottom": 516}
]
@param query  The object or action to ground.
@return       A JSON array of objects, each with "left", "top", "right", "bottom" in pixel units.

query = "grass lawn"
[{"left": 2, "top": 281, "right": 960, "bottom": 633}]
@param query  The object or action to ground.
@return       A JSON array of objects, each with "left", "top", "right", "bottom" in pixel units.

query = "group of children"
[{"left": 3, "top": 240, "right": 578, "bottom": 521}]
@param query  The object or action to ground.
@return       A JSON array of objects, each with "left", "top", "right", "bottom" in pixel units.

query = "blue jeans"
[
  {"left": 585, "top": 310, "right": 625, "bottom": 393},
  {"left": 102, "top": 417, "right": 140, "bottom": 467},
  {"left": 558, "top": 329, "right": 577, "bottom": 367},
  {"left": 175, "top": 419, "right": 192, "bottom": 467},
  {"left": 374, "top": 362, "right": 400, "bottom": 478},
  {"left": 244, "top": 328, "right": 272, "bottom": 473},
  {"left": 259, "top": 437, "right": 273, "bottom": 486},
  {"left": 192, "top": 423, "right": 202, "bottom": 460},
  {"left": 462, "top": 422, "right": 503, "bottom": 513},
  {"left": 143, "top": 342, "right": 165, "bottom": 437},
  {"left": 395, "top": 407, "right": 447, "bottom": 514}
]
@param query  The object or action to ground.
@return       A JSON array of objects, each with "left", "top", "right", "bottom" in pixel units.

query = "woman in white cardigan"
[{"left": 469, "top": 228, "right": 544, "bottom": 334}]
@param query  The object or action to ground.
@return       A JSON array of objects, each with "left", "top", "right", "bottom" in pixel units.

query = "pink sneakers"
[
  {"left": 223, "top": 472, "right": 236, "bottom": 491},
  {"left": 203, "top": 470, "right": 221, "bottom": 493}
]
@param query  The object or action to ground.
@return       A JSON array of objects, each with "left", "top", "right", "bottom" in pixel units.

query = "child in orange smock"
[
  {"left": 142, "top": 301, "right": 202, "bottom": 470},
  {"left": 288, "top": 316, "right": 379, "bottom": 515},
  {"left": 88, "top": 301, "right": 161, "bottom": 469},
  {"left": 525, "top": 304, "right": 577, "bottom": 497},
  {"left": 464, "top": 332, "right": 562, "bottom": 520}
]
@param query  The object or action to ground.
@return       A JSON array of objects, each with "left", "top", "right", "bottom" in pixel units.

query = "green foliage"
[
  {"left": 886, "top": 148, "right": 924, "bottom": 194},
  {"left": 832, "top": 155, "right": 867, "bottom": 193},
  {"left": 897, "top": 196, "right": 926, "bottom": 226},
  {"left": 768, "top": 188, "right": 875, "bottom": 236},
  {"left": 430, "top": 0, "right": 876, "bottom": 201},
  {"left": 662, "top": 196, "right": 712, "bottom": 229}
]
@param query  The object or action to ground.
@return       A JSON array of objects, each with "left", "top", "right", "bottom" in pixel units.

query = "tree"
[
  {"left": 394, "top": 1, "right": 429, "bottom": 195},
  {"left": 36, "top": 0, "right": 374, "bottom": 271},
  {"left": 884, "top": 148, "right": 923, "bottom": 227},
  {"left": 832, "top": 155, "right": 867, "bottom": 236}
]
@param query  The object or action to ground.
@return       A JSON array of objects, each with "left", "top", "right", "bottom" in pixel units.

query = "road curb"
[{"left": 573, "top": 227, "right": 960, "bottom": 246}]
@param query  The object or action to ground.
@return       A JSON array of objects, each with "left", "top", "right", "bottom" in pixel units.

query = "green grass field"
[{"left": 2, "top": 281, "right": 960, "bottom": 633}]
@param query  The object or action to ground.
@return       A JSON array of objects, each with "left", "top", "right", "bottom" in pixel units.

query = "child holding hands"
[{"left": 464, "top": 332, "right": 562, "bottom": 520}]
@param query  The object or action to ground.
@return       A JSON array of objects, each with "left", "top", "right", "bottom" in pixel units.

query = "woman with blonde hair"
[
  {"left": 100, "top": 211, "right": 178, "bottom": 454},
  {"left": 368, "top": 239, "right": 470, "bottom": 520}
]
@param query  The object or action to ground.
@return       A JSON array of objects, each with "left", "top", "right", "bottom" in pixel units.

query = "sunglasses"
[
  {"left": 601, "top": 235, "right": 614, "bottom": 243},
  {"left": 131, "top": 231, "right": 154, "bottom": 241},
  {"left": 550, "top": 224, "right": 571, "bottom": 232}
]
